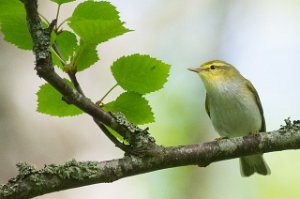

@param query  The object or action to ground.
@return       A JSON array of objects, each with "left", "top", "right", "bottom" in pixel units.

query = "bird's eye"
[{"left": 210, "top": 65, "right": 216, "bottom": 70}]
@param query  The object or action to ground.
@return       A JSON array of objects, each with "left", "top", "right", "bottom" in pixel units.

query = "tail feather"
[{"left": 240, "top": 155, "right": 270, "bottom": 177}]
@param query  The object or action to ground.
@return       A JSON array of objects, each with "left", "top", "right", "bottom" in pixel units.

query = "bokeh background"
[{"left": 1, "top": 0, "right": 300, "bottom": 198}]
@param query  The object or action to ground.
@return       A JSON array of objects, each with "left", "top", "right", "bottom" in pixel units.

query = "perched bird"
[{"left": 189, "top": 60, "right": 270, "bottom": 177}]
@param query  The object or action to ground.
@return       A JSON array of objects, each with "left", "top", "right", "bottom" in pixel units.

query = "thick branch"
[{"left": 1, "top": 125, "right": 300, "bottom": 199}]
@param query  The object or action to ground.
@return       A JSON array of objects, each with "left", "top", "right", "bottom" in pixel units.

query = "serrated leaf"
[
  {"left": 68, "top": 1, "right": 131, "bottom": 45},
  {"left": 73, "top": 42, "right": 99, "bottom": 71},
  {"left": 0, "top": 0, "right": 32, "bottom": 49},
  {"left": 37, "top": 80, "right": 83, "bottom": 117},
  {"left": 55, "top": 31, "right": 78, "bottom": 61},
  {"left": 103, "top": 92, "right": 154, "bottom": 125},
  {"left": 50, "top": 0, "right": 76, "bottom": 5},
  {"left": 111, "top": 54, "right": 170, "bottom": 94}
]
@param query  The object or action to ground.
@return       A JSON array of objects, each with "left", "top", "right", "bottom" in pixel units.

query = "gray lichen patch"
[
  {"left": 112, "top": 112, "right": 141, "bottom": 133},
  {"left": 279, "top": 118, "right": 300, "bottom": 134},
  {"left": 52, "top": 159, "right": 99, "bottom": 180},
  {"left": 218, "top": 138, "right": 240, "bottom": 154}
]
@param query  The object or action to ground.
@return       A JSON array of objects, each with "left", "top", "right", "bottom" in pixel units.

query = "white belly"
[{"left": 208, "top": 86, "right": 262, "bottom": 137}]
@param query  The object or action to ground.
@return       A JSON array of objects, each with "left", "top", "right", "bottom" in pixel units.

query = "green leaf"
[
  {"left": 50, "top": 0, "right": 76, "bottom": 5},
  {"left": 103, "top": 92, "right": 154, "bottom": 125},
  {"left": 50, "top": 31, "right": 57, "bottom": 46},
  {"left": 73, "top": 42, "right": 99, "bottom": 71},
  {"left": 37, "top": 80, "right": 83, "bottom": 117},
  {"left": 68, "top": 1, "right": 131, "bottom": 45},
  {"left": 52, "top": 30, "right": 78, "bottom": 69},
  {"left": 111, "top": 54, "right": 171, "bottom": 94},
  {"left": 52, "top": 31, "right": 102, "bottom": 72},
  {"left": 52, "top": 50, "right": 64, "bottom": 69},
  {"left": 55, "top": 31, "right": 78, "bottom": 61},
  {"left": 0, "top": 0, "right": 32, "bottom": 49}
]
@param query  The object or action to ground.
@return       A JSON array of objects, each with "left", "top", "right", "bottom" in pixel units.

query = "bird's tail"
[{"left": 239, "top": 155, "right": 271, "bottom": 177}]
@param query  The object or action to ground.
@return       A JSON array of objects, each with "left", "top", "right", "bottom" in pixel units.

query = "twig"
[
  {"left": 96, "top": 83, "right": 118, "bottom": 106},
  {"left": 56, "top": 18, "right": 68, "bottom": 32},
  {"left": 67, "top": 72, "right": 85, "bottom": 96},
  {"left": 54, "top": 4, "right": 61, "bottom": 30},
  {"left": 93, "top": 118, "right": 132, "bottom": 152}
]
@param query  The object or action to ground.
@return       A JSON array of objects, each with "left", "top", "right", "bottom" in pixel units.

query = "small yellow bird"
[{"left": 189, "top": 60, "right": 270, "bottom": 177}]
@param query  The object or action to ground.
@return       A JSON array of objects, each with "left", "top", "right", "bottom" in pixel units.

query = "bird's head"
[{"left": 189, "top": 60, "right": 242, "bottom": 88}]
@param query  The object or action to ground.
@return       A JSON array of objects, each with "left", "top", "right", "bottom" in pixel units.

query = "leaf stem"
[
  {"left": 56, "top": 18, "right": 68, "bottom": 32},
  {"left": 55, "top": 4, "right": 61, "bottom": 29},
  {"left": 51, "top": 43, "right": 84, "bottom": 95},
  {"left": 38, "top": 12, "right": 50, "bottom": 25},
  {"left": 51, "top": 46, "right": 67, "bottom": 65},
  {"left": 96, "top": 83, "right": 119, "bottom": 106},
  {"left": 93, "top": 119, "right": 131, "bottom": 151}
]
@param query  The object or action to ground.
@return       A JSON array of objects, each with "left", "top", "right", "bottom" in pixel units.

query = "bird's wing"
[
  {"left": 246, "top": 80, "right": 266, "bottom": 132},
  {"left": 205, "top": 93, "right": 211, "bottom": 118}
]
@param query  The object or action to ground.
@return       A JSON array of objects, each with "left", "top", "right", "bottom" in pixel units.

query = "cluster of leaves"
[{"left": 0, "top": 0, "right": 170, "bottom": 125}]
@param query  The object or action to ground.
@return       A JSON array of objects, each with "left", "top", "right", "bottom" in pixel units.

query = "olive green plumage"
[{"left": 190, "top": 60, "right": 270, "bottom": 177}]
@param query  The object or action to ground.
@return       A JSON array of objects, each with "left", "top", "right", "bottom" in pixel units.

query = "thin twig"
[
  {"left": 96, "top": 83, "right": 119, "bottom": 106},
  {"left": 56, "top": 18, "right": 68, "bottom": 31},
  {"left": 93, "top": 118, "right": 132, "bottom": 152},
  {"left": 51, "top": 45, "right": 67, "bottom": 65},
  {"left": 38, "top": 12, "right": 50, "bottom": 25},
  {"left": 68, "top": 72, "right": 85, "bottom": 96},
  {"left": 55, "top": 4, "right": 61, "bottom": 30}
]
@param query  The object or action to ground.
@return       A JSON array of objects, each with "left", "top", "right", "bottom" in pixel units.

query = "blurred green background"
[{"left": 1, "top": 0, "right": 300, "bottom": 198}]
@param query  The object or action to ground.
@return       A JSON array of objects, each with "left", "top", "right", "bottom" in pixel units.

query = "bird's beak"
[{"left": 188, "top": 68, "right": 201, "bottom": 73}]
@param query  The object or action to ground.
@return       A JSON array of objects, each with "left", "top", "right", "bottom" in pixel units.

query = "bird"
[{"left": 189, "top": 60, "right": 270, "bottom": 177}]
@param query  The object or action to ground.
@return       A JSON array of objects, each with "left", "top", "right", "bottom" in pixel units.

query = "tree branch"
[
  {"left": 22, "top": 0, "right": 156, "bottom": 154},
  {"left": 1, "top": 123, "right": 300, "bottom": 199}
]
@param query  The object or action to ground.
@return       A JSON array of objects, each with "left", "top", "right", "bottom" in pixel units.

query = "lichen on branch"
[{"left": 1, "top": 120, "right": 300, "bottom": 198}]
